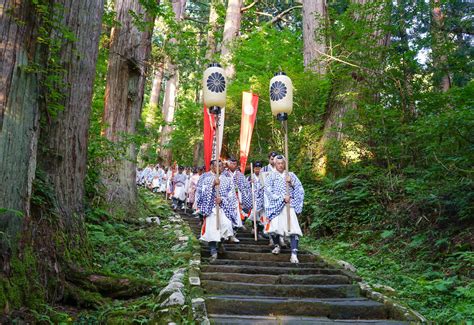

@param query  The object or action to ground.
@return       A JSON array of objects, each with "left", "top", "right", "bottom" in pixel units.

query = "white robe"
[
  {"left": 173, "top": 184, "right": 186, "bottom": 201},
  {"left": 200, "top": 207, "right": 234, "bottom": 242},
  {"left": 265, "top": 207, "right": 302, "bottom": 237},
  {"left": 151, "top": 176, "right": 160, "bottom": 188}
]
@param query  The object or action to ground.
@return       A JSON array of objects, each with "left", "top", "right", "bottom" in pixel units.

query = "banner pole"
[
  {"left": 250, "top": 163, "right": 258, "bottom": 241},
  {"left": 215, "top": 111, "right": 221, "bottom": 231},
  {"left": 283, "top": 120, "right": 291, "bottom": 233}
]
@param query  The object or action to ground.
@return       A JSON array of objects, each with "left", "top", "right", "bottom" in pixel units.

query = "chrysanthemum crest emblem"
[
  {"left": 270, "top": 80, "right": 287, "bottom": 101},
  {"left": 207, "top": 72, "right": 226, "bottom": 93}
]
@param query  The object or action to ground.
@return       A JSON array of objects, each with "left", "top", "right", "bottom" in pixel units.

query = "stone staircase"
[{"left": 182, "top": 213, "right": 409, "bottom": 325}]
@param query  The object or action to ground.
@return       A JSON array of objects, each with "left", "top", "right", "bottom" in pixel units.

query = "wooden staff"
[
  {"left": 283, "top": 120, "right": 291, "bottom": 232},
  {"left": 167, "top": 162, "right": 177, "bottom": 200},
  {"left": 215, "top": 113, "right": 221, "bottom": 230},
  {"left": 250, "top": 163, "right": 258, "bottom": 241}
]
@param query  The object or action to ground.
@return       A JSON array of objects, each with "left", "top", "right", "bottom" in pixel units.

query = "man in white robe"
[
  {"left": 264, "top": 155, "right": 304, "bottom": 263},
  {"left": 172, "top": 166, "right": 187, "bottom": 209}
]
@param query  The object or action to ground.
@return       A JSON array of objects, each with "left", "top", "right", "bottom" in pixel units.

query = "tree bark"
[
  {"left": 302, "top": 0, "right": 327, "bottom": 74},
  {"left": 160, "top": 60, "right": 179, "bottom": 165},
  {"left": 193, "top": 141, "right": 204, "bottom": 166},
  {"left": 205, "top": 0, "right": 222, "bottom": 62},
  {"left": 146, "top": 62, "right": 165, "bottom": 128},
  {"left": 431, "top": 0, "right": 451, "bottom": 92},
  {"left": 396, "top": 0, "right": 416, "bottom": 118},
  {"left": 0, "top": 0, "right": 104, "bottom": 310},
  {"left": 102, "top": 0, "right": 155, "bottom": 209},
  {"left": 314, "top": 0, "right": 388, "bottom": 175},
  {"left": 38, "top": 0, "right": 104, "bottom": 236},
  {"left": 221, "top": 0, "right": 242, "bottom": 79},
  {"left": 0, "top": 0, "right": 40, "bottom": 268},
  {"left": 159, "top": 0, "right": 187, "bottom": 165}
]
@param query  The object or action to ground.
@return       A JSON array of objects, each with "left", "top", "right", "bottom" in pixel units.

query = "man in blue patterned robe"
[
  {"left": 247, "top": 161, "right": 267, "bottom": 239},
  {"left": 197, "top": 160, "right": 236, "bottom": 261},
  {"left": 264, "top": 155, "right": 304, "bottom": 263},
  {"left": 224, "top": 158, "right": 252, "bottom": 234},
  {"left": 261, "top": 151, "right": 278, "bottom": 174}
]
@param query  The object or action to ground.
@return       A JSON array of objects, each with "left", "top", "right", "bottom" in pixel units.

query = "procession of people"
[{"left": 136, "top": 150, "right": 305, "bottom": 264}]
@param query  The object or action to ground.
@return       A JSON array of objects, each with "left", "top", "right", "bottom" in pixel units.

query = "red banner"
[
  {"left": 203, "top": 105, "right": 215, "bottom": 171},
  {"left": 239, "top": 92, "right": 259, "bottom": 172}
]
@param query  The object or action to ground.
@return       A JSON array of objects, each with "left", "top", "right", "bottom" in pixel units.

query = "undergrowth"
[
  {"left": 31, "top": 189, "right": 194, "bottom": 323},
  {"left": 301, "top": 173, "right": 474, "bottom": 323},
  {"left": 302, "top": 236, "right": 474, "bottom": 323}
]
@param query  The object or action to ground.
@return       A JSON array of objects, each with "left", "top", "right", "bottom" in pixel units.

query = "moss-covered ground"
[{"left": 28, "top": 188, "right": 195, "bottom": 324}]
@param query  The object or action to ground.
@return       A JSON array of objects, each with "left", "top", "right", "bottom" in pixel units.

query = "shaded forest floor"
[{"left": 29, "top": 190, "right": 194, "bottom": 323}]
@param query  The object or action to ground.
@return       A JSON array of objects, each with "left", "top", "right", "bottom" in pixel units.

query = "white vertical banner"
[
  {"left": 218, "top": 107, "right": 225, "bottom": 157},
  {"left": 210, "top": 107, "right": 225, "bottom": 161}
]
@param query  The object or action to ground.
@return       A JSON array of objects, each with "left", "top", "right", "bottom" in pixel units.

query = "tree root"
[
  {"left": 65, "top": 266, "right": 154, "bottom": 301},
  {"left": 63, "top": 282, "right": 106, "bottom": 308}
]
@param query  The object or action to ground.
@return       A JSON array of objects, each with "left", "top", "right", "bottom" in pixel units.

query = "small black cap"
[{"left": 268, "top": 151, "right": 278, "bottom": 158}]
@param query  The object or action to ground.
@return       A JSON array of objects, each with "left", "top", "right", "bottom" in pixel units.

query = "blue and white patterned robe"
[
  {"left": 261, "top": 164, "right": 274, "bottom": 173},
  {"left": 224, "top": 170, "right": 252, "bottom": 211},
  {"left": 264, "top": 171, "right": 304, "bottom": 221},
  {"left": 196, "top": 172, "right": 238, "bottom": 224},
  {"left": 247, "top": 173, "right": 264, "bottom": 212}
]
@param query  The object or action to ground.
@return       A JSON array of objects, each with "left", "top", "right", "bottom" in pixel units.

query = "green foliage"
[
  {"left": 302, "top": 237, "right": 474, "bottom": 322},
  {"left": 297, "top": 3, "right": 474, "bottom": 321},
  {"left": 0, "top": 208, "right": 24, "bottom": 219},
  {"left": 29, "top": 0, "right": 77, "bottom": 118},
  {"left": 62, "top": 0, "right": 474, "bottom": 322},
  {"left": 86, "top": 190, "right": 184, "bottom": 283},
  {"left": 25, "top": 189, "right": 194, "bottom": 323},
  {"left": 75, "top": 189, "right": 193, "bottom": 323},
  {"left": 168, "top": 98, "right": 203, "bottom": 165},
  {"left": 224, "top": 26, "right": 329, "bottom": 166}
]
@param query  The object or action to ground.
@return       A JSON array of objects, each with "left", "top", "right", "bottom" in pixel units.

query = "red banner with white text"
[{"left": 239, "top": 92, "right": 259, "bottom": 172}]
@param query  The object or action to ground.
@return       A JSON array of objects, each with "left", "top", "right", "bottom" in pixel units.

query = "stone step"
[
  {"left": 232, "top": 232, "right": 267, "bottom": 239},
  {"left": 201, "top": 251, "right": 318, "bottom": 263},
  {"left": 200, "top": 244, "right": 312, "bottom": 254},
  {"left": 201, "top": 272, "right": 351, "bottom": 285},
  {"left": 187, "top": 222, "right": 201, "bottom": 227},
  {"left": 206, "top": 296, "right": 392, "bottom": 320},
  {"left": 203, "top": 280, "right": 359, "bottom": 298},
  {"left": 180, "top": 210, "right": 411, "bottom": 324},
  {"left": 204, "top": 258, "right": 328, "bottom": 268},
  {"left": 209, "top": 314, "right": 408, "bottom": 325},
  {"left": 223, "top": 238, "right": 273, "bottom": 246},
  {"left": 201, "top": 265, "right": 345, "bottom": 276}
]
